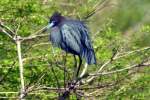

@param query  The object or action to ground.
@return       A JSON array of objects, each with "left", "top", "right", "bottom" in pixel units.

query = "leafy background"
[{"left": 0, "top": 0, "right": 150, "bottom": 99}]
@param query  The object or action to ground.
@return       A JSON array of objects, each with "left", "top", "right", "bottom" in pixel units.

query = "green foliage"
[{"left": 0, "top": 0, "right": 150, "bottom": 99}]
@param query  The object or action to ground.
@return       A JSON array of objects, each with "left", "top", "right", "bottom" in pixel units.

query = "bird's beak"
[
  {"left": 42, "top": 22, "right": 54, "bottom": 33},
  {"left": 46, "top": 22, "right": 54, "bottom": 29}
]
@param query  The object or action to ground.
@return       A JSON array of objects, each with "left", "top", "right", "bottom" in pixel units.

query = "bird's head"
[
  {"left": 42, "top": 12, "right": 63, "bottom": 33},
  {"left": 49, "top": 12, "right": 63, "bottom": 27}
]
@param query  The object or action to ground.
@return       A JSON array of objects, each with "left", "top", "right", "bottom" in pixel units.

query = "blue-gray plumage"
[{"left": 43, "top": 12, "right": 96, "bottom": 78}]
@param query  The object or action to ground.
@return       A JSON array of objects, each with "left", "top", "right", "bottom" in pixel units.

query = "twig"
[
  {"left": 83, "top": 0, "right": 117, "bottom": 20},
  {"left": 0, "top": 28, "right": 13, "bottom": 39},
  {"left": 31, "top": 42, "right": 50, "bottom": 48},
  {"left": 86, "top": 47, "right": 150, "bottom": 83},
  {"left": 89, "top": 62, "right": 150, "bottom": 76},
  {"left": 21, "top": 74, "right": 46, "bottom": 98},
  {"left": 0, "top": 61, "right": 16, "bottom": 83},
  {"left": 15, "top": 18, "right": 24, "bottom": 34},
  {"left": 63, "top": 53, "right": 67, "bottom": 89},
  {"left": 86, "top": 58, "right": 116, "bottom": 83},
  {"left": 33, "top": 86, "right": 66, "bottom": 92},
  {"left": 0, "top": 21, "right": 15, "bottom": 36},
  {"left": 21, "top": 34, "right": 48, "bottom": 41},
  {"left": 22, "top": 55, "right": 48, "bottom": 62},
  {"left": 114, "top": 47, "right": 150, "bottom": 60},
  {"left": 48, "top": 61, "right": 61, "bottom": 97},
  {"left": 28, "top": 26, "right": 47, "bottom": 36},
  {"left": 0, "top": 97, "right": 17, "bottom": 99}
]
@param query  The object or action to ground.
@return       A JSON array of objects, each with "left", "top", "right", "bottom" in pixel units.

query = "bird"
[{"left": 43, "top": 12, "right": 96, "bottom": 79}]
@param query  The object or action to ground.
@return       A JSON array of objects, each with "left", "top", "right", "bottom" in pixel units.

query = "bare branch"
[
  {"left": 85, "top": 46, "right": 150, "bottom": 83},
  {"left": 0, "top": 21, "right": 16, "bottom": 39},
  {"left": 114, "top": 46, "right": 150, "bottom": 60},
  {"left": 83, "top": 0, "right": 117, "bottom": 20},
  {"left": 16, "top": 39, "right": 25, "bottom": 99},
  {"left": 48, "top": 61, "right": 61, "bottom": 97},
  {"left": 22, "top": 55, "right": 48, "bottom": 62},
  {"left": 29, "top": 26, "right": 47, "bottom": 36},
  {"left": 0, "top": 21, "right": 15, "bottom": 35},
  {"left": 21, "top": 34, "right": 48, "bottom": 41},
  {"left": 0, "top": 28, "right": 13, "bottom": 39},
  {"left": 89, "top": 62, "right": 150, "bottom": 76}
]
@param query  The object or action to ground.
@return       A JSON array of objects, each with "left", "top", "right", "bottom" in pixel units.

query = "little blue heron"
[{"left": 43, "top": 12, "right": 96, "bottom": 79}]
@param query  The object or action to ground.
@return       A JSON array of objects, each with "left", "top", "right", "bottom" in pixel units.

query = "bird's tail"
[{"left": 83, "top": 49, "right": 96, "bottom": 65}]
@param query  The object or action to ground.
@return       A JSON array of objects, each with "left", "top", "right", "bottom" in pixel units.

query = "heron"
[{"left": 43, "top": 12, "right": 96, "bottom": 79}]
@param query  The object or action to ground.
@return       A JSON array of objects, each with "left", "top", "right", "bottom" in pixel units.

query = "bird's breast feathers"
[{"left": 50, "top": 27, "right": 62, "bottom": 46}]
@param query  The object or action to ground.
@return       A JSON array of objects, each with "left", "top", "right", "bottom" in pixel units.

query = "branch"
[
  {"left": 86, "top": 50, "right": 118, "bottom": 83},
  {"left": 0, "top": 21, "right": 15, "bottom": 35},
  {"left": 89, "top": 61, "right": 150, "bottom": 76},
  {"left": 16, "top": 39, "right": 25, "bottom": 100},
  {"left": 83, "top": 0, "right": 117, "bottom": 20},
  {"left": 48, "top": 61, "right": 61, "bottom": 97},
  {"left": 0, "top": 20, "right": 48, "bottom": 42},
  {"left": 22, "top": 55, "right": 48, "bottom": 62},
  {"left": 0, "top": 61, "right": 16, "bottom": 83},
  {"left": 85, "top": 47, "right": 150, "bottom": 83},
  {"left": 0, "top": 21, "right": 16, "bottom": 40},
  {"left": 21, "top": 34, "right": 48, "bottom": 41},
  {"left": 114, "top": 46, "right": 150, "bottom": 60},
  {"left": 17, "top": 72, "right": 47, "bottom": 99}
]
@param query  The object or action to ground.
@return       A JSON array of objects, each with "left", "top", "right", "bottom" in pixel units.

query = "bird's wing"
[
  {"left": 65, "top": 20, "right": 93, "bottom": 50},
  {"left": 77, "top": 21, "right": 93, "bottom": 50},
  {"left": 60, "top": 20, "right": 94, "bottom": 52},
  {"left": 60, "top": 23, "right": 81, "bottom": 54},
  {"left": 71, "top": 21, "right": 96, "bottom": 64}
]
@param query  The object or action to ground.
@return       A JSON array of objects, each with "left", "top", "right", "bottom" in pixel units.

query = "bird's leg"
[
  {"left": 76, "top": 56, "right": 82, "bottom": 80},
  {"left": 80, "top": 63, "right": 88, "bottom": 78},
  {"left": 73, "top": 55, "right": 77, "bottom": 80}
]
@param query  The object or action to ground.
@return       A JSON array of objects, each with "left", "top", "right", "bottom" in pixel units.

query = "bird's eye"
[{"left": 52, "top": 21, "right": 56, "bottom": 23}]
